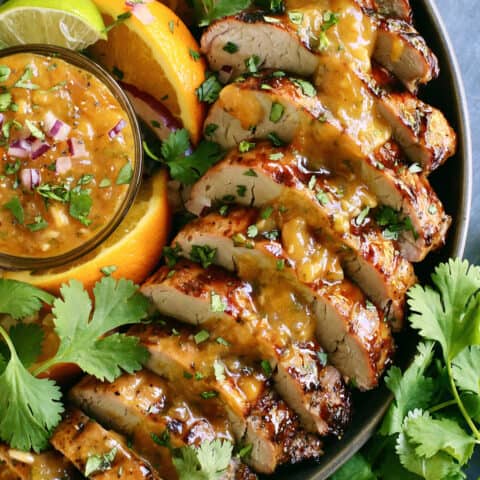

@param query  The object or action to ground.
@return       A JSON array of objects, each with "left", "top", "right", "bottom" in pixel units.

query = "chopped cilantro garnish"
[
  {"left": 69, "top": 189, "right": 92, "bottom": 226},
  {"left": 196, "top": 74, "right": 222, "bottom": 104},
  {"left": 190, "top": 244, "right": 217, "bottom": 269},
  {"left": 238, "top": 140, "right": 255, "bottom": 153},
  {"left": 210, "top": 292, "right": 227, "bottom": 313},
  {"left": 0, "top": 65, "right": 10, "bottom": 82},
  {"left": 269, "top": 102, "right": 285, "bottom": 123},
  {"left": 3, "top": 196, "right": 24, "bottom": 224},
  {"left": 223, "top": 42, "right": 239, "bottom": 54},
  {"left": 116, "top": 161, "right": 133, "bottom": 185},
  {"left": 85, "top": 448, "right": 117, "bottom": 477},
  {"left": 245, "top": 54, "right": 261, "bottom": 73},
  {"left": 194, "top": 330, "right": 210, "bottom": 345}
]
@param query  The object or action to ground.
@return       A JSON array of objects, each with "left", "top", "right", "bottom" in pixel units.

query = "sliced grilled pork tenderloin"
[
  {"left": 202, "top": 11, "right": 436, "bottom": 92},
  {"left": 0, "top": 445, "right": 79, "bottom": 480},
  {"left": 129, "top": 324, "right": 323, "bottom": 474},
  {"left": 50, "top": 409, "right": 162, "bottom": 480},
  {"left": 201, "top": 12, "right": 319, "bottom": 80},
  {"left": 355, "top": 0, "right": 412, "bottom": 21},
  {"left": 141, "top": 260, "right": 351, "bottom": 433},
  {"left": 370, "top": 89, "right": 456, "bottom": 174},
  {"left": 170, "top": 210, "right": 394, "bottom": 386},
  {"left": 186, "top": 144, "right": 416, "bottom": 326},
  {"left": 204, "top": 75, "right": 450, "bottom": 261},
  {"left": 70, "top": 371, "right": 253, "bottom": 480},
  {"left": 373, "top": 18, "right": 438, "bottom": 92}
]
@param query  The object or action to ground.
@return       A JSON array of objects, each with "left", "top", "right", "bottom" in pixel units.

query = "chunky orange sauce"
[{"left": 0, "top": 53, "right": 135, "bottom": 258}]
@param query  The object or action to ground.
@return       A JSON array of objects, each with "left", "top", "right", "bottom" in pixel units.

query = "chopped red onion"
[
  {"left": 55, "top": 156, "right": 72, "bottom": 175},
  {"left": 8, "top": 139, "right": 30, "bottom": 158},
  {"left": 0, "top": 113, "right": 3, "bottom": 128},
  {"left": 49, "top": 120, "right": 71, "bottom": 141},
  {"left": 67, "top": 137, "right": 88, "bottom": 158},
  {"left": 44, "top": 111, "right": 71, "bottom": 141},
  {"left": 20, "top": 168, "right": 41, "bottom": 190},
  {"left": 108, "top": 119, "right": 127, "bottom": 139},
  {"left": 31, "top": 139, "right": 51, "bottom": 160}
]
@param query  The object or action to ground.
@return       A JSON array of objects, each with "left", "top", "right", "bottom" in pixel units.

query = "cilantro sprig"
[
  {"left": 191, "top": 0, "right": 252, "bottom": 26},
  {"left": 0, "top": 277, "right": 149, "bottom": 452},
  {"left": 332, "top": 259, "right": 480, "bottom": 480},
  {"left": 149, "top": 128, "right": 225, "bottom": 185}
]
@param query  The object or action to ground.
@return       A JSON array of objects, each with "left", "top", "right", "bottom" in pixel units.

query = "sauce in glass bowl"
[{"left": 0, "top": 47, "right": 142, "bottom": 267}]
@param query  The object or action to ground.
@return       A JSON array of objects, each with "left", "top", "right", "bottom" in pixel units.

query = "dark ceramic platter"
[{"left": 271, "top": 1, "right": 472, "bottom": 479}]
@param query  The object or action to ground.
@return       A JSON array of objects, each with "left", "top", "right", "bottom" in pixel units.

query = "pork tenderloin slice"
[
  {"left": 355, "top": 0, "right": 412, "bottom": 21},
  {"left": 141, "top": 260, "right": 351, "bottom": 435},
  {"left": 50, "top": 409, "right": 161, "bottom": 480},
  {"left": 373, "top": 18, "right": 439, "bottom": 92},
  {"left": 375, "top": 91, "right": 457, "bottom": 173},
  {"left": 70, "top": 371, "right": 240, "bottom": 480},
  {"left": 173, "top": 210, "right": 394, "bottom": 387},
  {"left": 129, "top": 324, "right": 323, "bottom": 474},
  {"left": 201, "top": 14, "right": 319, "bottom": 80},
  {"left": 186, "top": 145, "right": 416, "bottom": 326},
  {"left": 0, "top": 445, "right": 78, "bottom": 480}
]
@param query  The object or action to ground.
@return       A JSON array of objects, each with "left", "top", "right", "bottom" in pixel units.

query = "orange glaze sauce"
[
  {"left": 286, "top": 0, "right": 391, "bottom": 154},
  {"left": 0, "top": 53, "right": 135, "bottom": 258}
]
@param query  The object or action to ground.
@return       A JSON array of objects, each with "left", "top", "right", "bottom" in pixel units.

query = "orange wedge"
[
  {"left": 91, "top": 0, "right": 206, "bottom": 143},
  {"left": 3, "top": 170, "right": 170, "bottom": 295}
]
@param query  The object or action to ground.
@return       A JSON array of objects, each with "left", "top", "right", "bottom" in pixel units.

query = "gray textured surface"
[
  {"left": 434, "top": 1, "right": 479, "bottom": 477},
  {"left": 436, "top": 0, "right": 479, "bottom": 263}
]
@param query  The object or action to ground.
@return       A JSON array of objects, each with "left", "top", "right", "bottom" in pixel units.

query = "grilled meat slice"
[
  {"left": 372, "top": 88, "right": 457, "bottom": 173},
  {"left": 141, "top": 260, "right": 351, "bottom": 433},
  {"left": 70, "top": 371, "right": 248, "bottom": 480},
  {"left": 50, "top": 409, "right": 161, "bottom": 480},
  {"left": 373, "top": 18, "right": 439, "bottom": 92},
  {"left": 171, "top": 211, "right": 394, "bottom": 387},
  {"left": 0, "top": 445, "right": 79, "bottom": 480},
  {"left": 129, "top": 324, "right": 323, "bottom": 474},
  {"left": 186, "top": 144, "right": 416, "bottom": 326},
  {"left": 204, "top": 75, "right": 450, "bottom": 261},
  {"left": 201, "top": 13, "right": 319, "bottom": 80},
  {"left": 356, "top": 0, "right": 412, "bottom": 21}
]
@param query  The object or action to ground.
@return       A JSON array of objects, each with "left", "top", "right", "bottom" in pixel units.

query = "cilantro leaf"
[
  {"left": 452, "top": 346, "right": 480, "bottom": 395},
  {"left": 397, "top": 412, "right": 466, "bottom": 480},
  {"left": 173, "top": 440, "right": 233, "bottom": 480},
  {"left": 49, "top": 278, "right": 149, "bottom": 382},
  {"left": 404, "top": 410, "right": 474, "bottom": 465},
  {"left": 9, "top": 323, "right": 44, "bottom": 368},
  {"left": 0, "top": 329, "right": 63, "bottom": 452},
  {"left": 330, "top": 453, "right": 377, "bottom": 480},
  {"left": 161, "top": 129, "right": 190, "bottom": 162},
  {"left": 192, "top": 0, "right": 252, "bottom": 27},
  {"left": 69, "top": 189, "right": 92, "bottom": 226},
  {"left": 380, "top": 342, "right": 436, "bottom": 435},
  {"left": 408, "top": 259, "right": 480, "bottom": 361},
  {"left": 167, "top": 141, "right": 224, "bottom": 185},
  {"left": 0, "top": 279, "right": 54, "bottom": 319}
]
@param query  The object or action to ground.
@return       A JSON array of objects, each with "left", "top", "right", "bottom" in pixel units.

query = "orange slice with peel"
[
  {"left": 91, "top": 0, "right": 206, "bottom": 143},
  {"left": 3, "top": 170, "right": 170, "bottom": 295}
]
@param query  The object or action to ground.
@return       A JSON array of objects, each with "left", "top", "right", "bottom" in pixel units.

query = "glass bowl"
[{"left": 0, "top": 44, "right": 143, "bottom": 270}]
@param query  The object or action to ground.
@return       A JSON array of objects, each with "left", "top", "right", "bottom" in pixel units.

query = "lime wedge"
[{"left": 0, "top": 0, "right": 107, "bottom": 50}]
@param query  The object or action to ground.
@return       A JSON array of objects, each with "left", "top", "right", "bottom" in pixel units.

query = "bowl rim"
[
  {"left": 0, "top": 44, "right": 144, "bottom": 270},
  {"left": 304, "top": 1, "right": 472, "bottom": 478}
]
